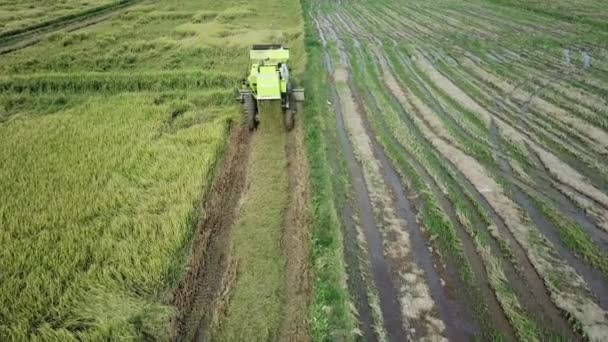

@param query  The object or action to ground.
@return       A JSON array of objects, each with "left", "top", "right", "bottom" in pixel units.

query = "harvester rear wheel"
[
  {"left": 285, "top": 109, "right": 294, "bottom": 131},
  {"left": 243, "top": 92, "right": 257, "bottom": 131},
  {"left": 284, "top": 83, "right": 295, "bottom": 131}
]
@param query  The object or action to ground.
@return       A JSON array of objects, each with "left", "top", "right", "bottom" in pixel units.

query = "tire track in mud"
[
  {"left": 355, "top": 39, "right": 507, "bottom": 338},
  {"left": 315, "top": 0, "right": 608, "bottom": 339},
  {"left": 313, "top": 13, "right": 378, "bottom": 338},
  {"left": 461, "top": 62, "right": 608, "bottom": 243},
  {"left": 471, "top": 64, "right": 608, "bottom": 182},
  {"left": 336, "top": 8, "right": 530, "bottom": 336},
  {"left": 318, "top": 7, "right": 513, "bottom": 341},
  {"left": 456, "top": 61, "right": 608, "bottom": 215},
  {"left": 313, "top": 11, "right": 402, "bottom": 341},
  {"left": 356, "top": 0, "right": 608, "bottom": 179},
  {"left": 416, "top": 57, "right": 608, "bottom": 340},
  {"left": 409, "top": 49, "right": 608, "bottom": 339},
  {"left": 355, "top": 73, "right": 487, "bottom": 341},
  {"left": 172, "top": 123, "right": 252, "bottom": 342}
]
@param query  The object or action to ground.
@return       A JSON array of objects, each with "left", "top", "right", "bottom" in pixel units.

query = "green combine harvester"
[{"left": 238, "top": 45, "right": 304, "bottom": 131}]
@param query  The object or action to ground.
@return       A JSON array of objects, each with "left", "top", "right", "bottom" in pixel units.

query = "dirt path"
[
  {"left": 171, "top": 123, "right": 252, "bottom": 341},
  {"left": 279, "top": 111, "right": 312, "bottom": 342}
]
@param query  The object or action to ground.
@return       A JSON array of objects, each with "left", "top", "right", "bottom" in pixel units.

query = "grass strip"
[
  {"left": 301, "top": 1, "right": 357, "bottom": 339},
  {"left": 213, "top": 102, "right": 289, "bottom": 341}
]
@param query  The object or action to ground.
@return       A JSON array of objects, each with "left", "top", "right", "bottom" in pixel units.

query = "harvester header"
[{"left": 250, "top": 44, "right": 290, "bottom": 63}]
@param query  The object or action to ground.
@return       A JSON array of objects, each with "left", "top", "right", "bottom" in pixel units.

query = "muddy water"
[
  {"left": 315, "top": 17, "right": 378, "bottom": 340},
  {"left": 358, "top": 94, "right": 481, "bottom": 341},
  {"left": 332, "top": 81, "right": 408, "bottom": 341},
  {"left": 314, "top": 18, "right": 379, "bottom": 340},
  {"left": 357, "top": 60, "right": 516, "bottom": 339},
  {"left": 353, "top": 38, "right": 515, "bottom": 338}
]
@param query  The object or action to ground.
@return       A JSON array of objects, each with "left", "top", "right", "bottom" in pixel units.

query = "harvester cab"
[{"left": 238, "top": 45, "right": 304, "bottom": 131}]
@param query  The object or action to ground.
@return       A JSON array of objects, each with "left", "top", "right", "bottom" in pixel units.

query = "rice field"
[
  {"left": 306, "top": 0, "right": 608, "bottom": 340},
  {"left": 0, "top": 0, "right": 303, "bottom": 340},
  {"left": 0, "top": 0, "right": 115, "bottom": 34},
  {"left": 2, "top": 0, "right": 608, "bottom": 340}
]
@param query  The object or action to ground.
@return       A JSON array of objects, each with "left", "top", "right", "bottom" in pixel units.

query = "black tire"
[
  {"left": 285, "top": 109, "right": 294, "bottom": 131},
  {"left": 284, "top": 82, "right": 295, "bottom": 131},
  {"left": 243, "top": 92, "right": 257, "bottom": 131}
]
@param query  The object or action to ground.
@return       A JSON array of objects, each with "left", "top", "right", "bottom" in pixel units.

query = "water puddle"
[
  {"left": 563, "top": 48, "right": 571, "bottom": 65},
  {"left": 582, "top": 50, "right": 592, "bottom": 70}
]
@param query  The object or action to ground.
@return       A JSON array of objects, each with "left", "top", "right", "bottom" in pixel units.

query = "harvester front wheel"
[{"left": 243, "top": 92, "right": 257, "bottom": 131}]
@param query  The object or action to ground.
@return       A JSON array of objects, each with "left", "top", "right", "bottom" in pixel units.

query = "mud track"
[
  {"left": 279, "top": 111, "right": 312, "bottom": 342},
  {"left": 171, "top": 123, "right": 252, "bottom": 341}
]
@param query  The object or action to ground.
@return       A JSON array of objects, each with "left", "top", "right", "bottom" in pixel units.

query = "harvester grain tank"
[{"left": 238, "top": 45, "right": 304, "bottom": 131}]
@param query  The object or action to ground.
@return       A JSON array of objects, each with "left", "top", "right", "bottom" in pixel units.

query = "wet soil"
[
  {"left": 331, "top": 70, "right": 408, "bottom": 341},
  {"left": 341, "top": 205, "right": 377, "bottom": 342},
  {"left": 171, "top": 123, "right": 252, "bottom": 341},
  {"left": 315, "top": 23, "right": 376, "bottom": 340},
  {"left": 489, "top": 120, "right": 582, "bottom": 340},
  {"left": 490, "top": 120, "right": 608, "bottom": 313},
  {"left": 524, "top": 146, "right": 608, "bottom": 251}
]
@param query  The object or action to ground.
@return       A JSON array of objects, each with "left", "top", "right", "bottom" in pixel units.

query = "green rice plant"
[
  {"left": 0, "top": 70, "right": 239, "bottom": 94},
  {"left": 0, "top": 0, "right": 116, "bottom": 37},
  {"left": 0, "top": 93, "right": 233, "bottom": 340},
  {"left": 0, "top": 0, "right": 306, "bottom": 339},
  {"left": 531, "top": 196, "right": 608, "bottom": 278}
]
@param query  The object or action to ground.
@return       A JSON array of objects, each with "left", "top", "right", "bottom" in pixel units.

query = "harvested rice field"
[{"left": 305, "top": 0, "right": 608, "bottom": 340}]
